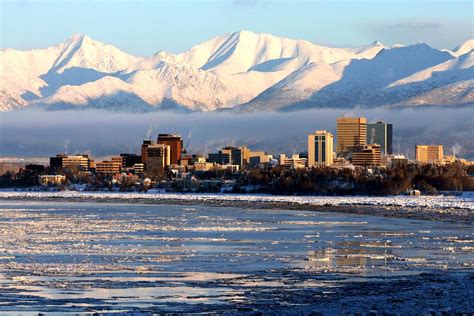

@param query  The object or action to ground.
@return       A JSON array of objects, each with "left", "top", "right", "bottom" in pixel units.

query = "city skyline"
[
  {"left": 1, "top": 1, "right": 472, "bottom": 314},
  {"left": 40, "top": 115, "right": 468, "bottom": 174}
]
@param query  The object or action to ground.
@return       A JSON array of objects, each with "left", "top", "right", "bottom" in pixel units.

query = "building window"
[
  {"left": 322, "top": 141, "right": 326, "bottom": 163},
  {"left": 315, "top": 139, "right": 319, "bottom": 163}
]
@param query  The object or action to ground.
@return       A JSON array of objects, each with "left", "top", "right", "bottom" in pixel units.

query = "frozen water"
[{"left": 0, "top": 200, "right": 472, "bottom": 314}]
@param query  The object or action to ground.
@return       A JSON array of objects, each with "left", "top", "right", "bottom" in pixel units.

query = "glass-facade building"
[{"left": 367, "top": 121, "right": 393, "bottom": 155}]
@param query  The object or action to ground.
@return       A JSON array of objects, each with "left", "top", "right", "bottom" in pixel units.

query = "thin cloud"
[{"left": 0, "top": 108, "right": 472, "bottom": 160}]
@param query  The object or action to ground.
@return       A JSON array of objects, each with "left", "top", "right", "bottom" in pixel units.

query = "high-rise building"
[
  {"left": 416, "top": 145, "right": 443, "bottom": 163},
  {"left": 336, "top": 117, "right": 367, "bottom": 155},
  {"left": 145, "top": 144, "right": 170, "bottom": 178},
  {"left": 141, "top": 140, "right": 153, "bottom": 164},
  {"left": 352, "top": 144, "right": 381, "bottom": 166},
  {"left": 367, "top": 121, "right": 393, "bottom": 155},
  {"left": 308, "top": 130, "right": 334, "bottom": 167},
  {"left": 157, "top": 134, "right": 183, "bottom": 165}
]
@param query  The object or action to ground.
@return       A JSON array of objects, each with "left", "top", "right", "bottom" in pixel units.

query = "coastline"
[{"left": 0, "top": 191, "right": 472, "bottom": 224}]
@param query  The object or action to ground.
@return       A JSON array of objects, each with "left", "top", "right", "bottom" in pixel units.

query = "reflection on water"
[
  {"left": 0, "top": 200, "right": 472, "bottom": 313},
  {"left": 307, "top": 241, "right": 395, "bottom": 268}
]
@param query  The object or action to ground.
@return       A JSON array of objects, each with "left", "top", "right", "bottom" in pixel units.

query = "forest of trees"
[
  {"left": 193, "top": 162, "right": 474, "bottom": 195},
  {"left": 1, "top": 161, "right": 473, "bottom": 196}
]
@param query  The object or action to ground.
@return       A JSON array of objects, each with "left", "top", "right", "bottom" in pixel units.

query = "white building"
[{"left": 308, "top": 130, "right": 334, "bottom": 167}]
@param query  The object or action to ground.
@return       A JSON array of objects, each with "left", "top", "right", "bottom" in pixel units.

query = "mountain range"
[{"left": 1, "top": 31, "right": 473, "bottom": 112}]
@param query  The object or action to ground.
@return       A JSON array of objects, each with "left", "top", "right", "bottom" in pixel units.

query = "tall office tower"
[
  {"left": 308, "top": 130, "right": 334, "bottom": 167},
  {"left": 145, "top": 144, "right": 170, "bottom": 178},
  {"left": 336, "top": 117, "right": 367, "bottom": 155},
  {"left": 141, "top": 140, "right": 153, "bottom": 164},
  {"left": 416, "top": 145, "right": 444, "bottom": 163},
  {"left": 367, "top": 121, "right": 393, "bottom": 155},
  {"left": 352, "top": 144, "right": 381, "bottom": 166},
  {"left": 157, "top": 134, "right": 183, "bottom": 165}
]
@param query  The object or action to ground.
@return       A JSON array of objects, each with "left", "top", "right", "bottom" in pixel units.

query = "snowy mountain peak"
[
  {"left": 1, "top": 32, "right": 472, "bottom": 112},
  {"left": 50, "top": 34, "right": 140, "bottom": 74},
  {"left": 65, "top": 33, "right": 89, "bottom": 45},
  {"left": 452, "top": 39, "right": 474, "bottom": 57}
]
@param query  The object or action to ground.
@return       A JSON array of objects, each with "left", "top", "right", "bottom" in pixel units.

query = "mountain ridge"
[{"left": 1, "top": 31, "right": 472, "bottom": 112}]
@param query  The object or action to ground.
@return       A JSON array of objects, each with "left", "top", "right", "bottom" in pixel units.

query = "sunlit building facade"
[
  {"left": 337, "top": 117, "right": 367, "bottom": 155},
  {"left": 157, "top": 134, "right": 183, "bottom": 165},
  {"left": 352, "top": 144, "right": 381, "bottom": 166},
  {"left": 95, "top": 161, "right": 122, "bottom": 175},
  {"left": 308, "top": 130, "right": 334, "bottom": 167},
  {"left": 62, "top": 155, "right": 91, "bottom": 171},
  {"left": 416, "top": 145, "right": 443, "bottom": 163},
  {"left": 145, "top": 144, "right": 171, "bottom": 178}
]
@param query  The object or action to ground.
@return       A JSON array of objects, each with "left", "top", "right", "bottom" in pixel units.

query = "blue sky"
[{"left": 1, "top": 0, "right": 472, "bottom": 56}]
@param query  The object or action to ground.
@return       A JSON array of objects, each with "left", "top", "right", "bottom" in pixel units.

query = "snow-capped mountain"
[
  {"left": 0, "top": 32, "right": 472, "bottom": 112},
  {"left": 238, "top": 43, "right": 468, "bottom": 111}
]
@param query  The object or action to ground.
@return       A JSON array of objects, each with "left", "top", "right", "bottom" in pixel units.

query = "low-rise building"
[
  {"left": 50, "top": 154, "right": 91, "bottom": 173},
  {"left": 62, "top": 155, "right": 91, "bottom": 171},
  {"left": 38, "top": 175, "right": 66, "bottom": 186},
  {"left": 279, "top": 154, "right": 307, "bottom": 169},
  {"left": 381, "top": 154, "right": 409, "bottom": 168},
  {"left": 120, "top": 153, "right": 142, "bottom": 168},
  {"left": 416, "top": 145, "right": 443, "bottom": 163},
  {"left": 208, "top": 151, "right": 232, "bottom": 165},
  {"left": 194, "top": 162, "right": 215, "bottom": 172},
  {"left": 247, "top": 151, "right": 273, "bottom": 168},
  {"left": 132, "top": 163, "right": 145, "bottom": 174},
  {"left": 95, "top": 161, "right": 122, "bottom": 175},
  {"left": 352, "top": 144, "right": 381, "bottom": 167},
  {"left": 215, "top": 164, "right": 240, "bottom": 172}
]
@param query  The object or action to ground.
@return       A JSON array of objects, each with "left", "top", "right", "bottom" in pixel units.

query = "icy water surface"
[{"left": 0, "top": 200, "right": 473, "bottom": 314}]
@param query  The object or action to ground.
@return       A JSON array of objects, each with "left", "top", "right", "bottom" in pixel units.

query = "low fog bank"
[{"left": 1, "top": 107, "right": 473, "bottom": 160}]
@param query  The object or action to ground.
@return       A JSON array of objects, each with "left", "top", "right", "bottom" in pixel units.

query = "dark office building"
[
  {"left": 207, "top": 151, "right": 232, "bottom": 165},
  {"left": 50, "top": 154, "right": 66, "bottom": 171},
  {"left": 367, "top": 121, "right": 393, "bottom": 155},
  {"left": 25, "top": 164, "right": 45, "bottom": 173},
  {"left": 120, "top": 153, "right": 142, "bottom": 168}
]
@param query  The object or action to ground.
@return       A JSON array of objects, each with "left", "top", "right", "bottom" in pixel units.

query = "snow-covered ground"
[{"left": 0, "top": 190, "right": 472, "bottom": 208}]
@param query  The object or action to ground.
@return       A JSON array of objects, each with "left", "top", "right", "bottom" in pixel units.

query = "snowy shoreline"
[{"left": 0, "top": 191, "right": 473, "bottom": 224}]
